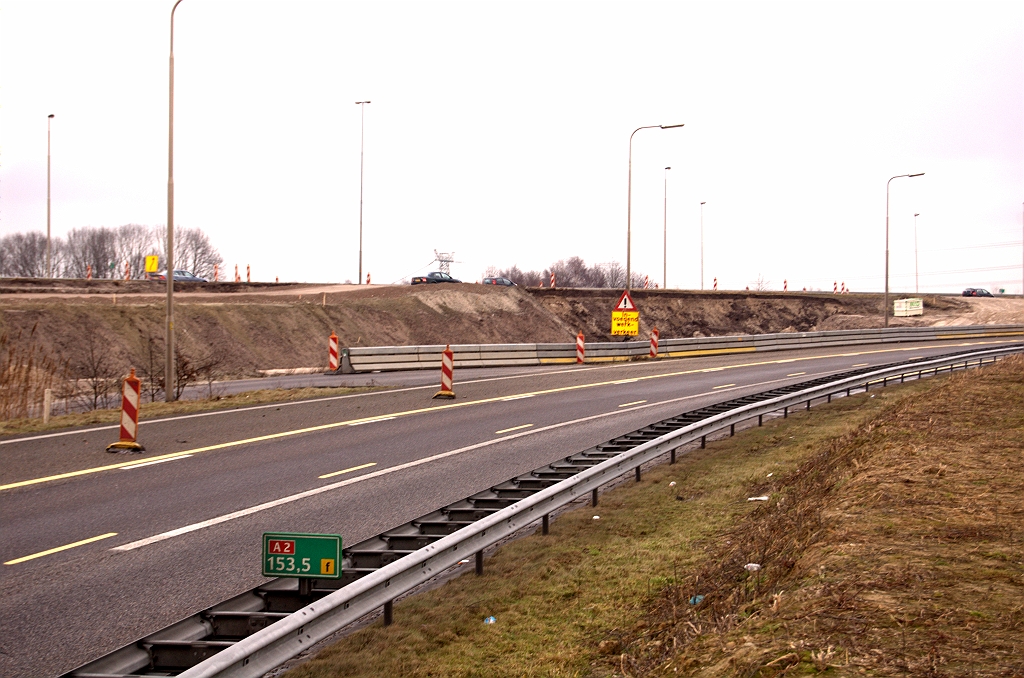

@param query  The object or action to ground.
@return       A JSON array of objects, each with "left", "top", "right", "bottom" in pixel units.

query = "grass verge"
[
  {"left": 0, "top": 386, "right": 387, "bottom": 437},
  {"left": 282, "top": 357, "right": 1023, "bottom": 677}
]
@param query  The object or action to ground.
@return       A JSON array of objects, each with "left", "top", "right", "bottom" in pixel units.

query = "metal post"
[
  {"left": 783, "top": 406, "right": 788, "bottom": 418},
  {"left": 758, "top": 414, "right": 763, "bottom": 426},
  {"left": 806, "top": 399, "right": 810, "bottom": 410},
  {"left": 914, "top": 212, "right": 920, "bottom": 294},
  {"left": 298, "top": 579, "right": 312, "bottom": 596},
  {"left": 670, "top": 448, "right": 676, "bottom": 464},
  {"left": 166, "top": 0, "right": 184, "bottom": 402},
  {"left": 626, "top": 123, "right": 683, "bottom": 290},
  {"left": 383, "top": 600, "right": 393, "bottom": 626},
  {"left": 663, "top": 166, "right": 670, "bottom": 288},
  {"left": 885, "top": 173, "right": 924, "bottom": 327},
  {"left": 591, "top": 488, "right": 598, "bottom": 507},
  {"left": 46, "top": 114, "right": 54, "bottom": 278},
  {"left": 700, "top": 201, "right": 706, "bottom": 290},
  {"left": 730, "top": 423, "right": 735, "bottom": 436},
  {"left": 475, "top": 550, "right": 483, "bottom": 575},
  {"left": 700, "top": 435, "right": 705, "bottom": 449},
  {"left": 356, "top": 101, "right": 370, "bottom": 285},
  {"left": 635, "top": 466, "right": 641, "bottom": 482},
  {"left": 542, "top": 514, "right": 549, "bottom": 535}
]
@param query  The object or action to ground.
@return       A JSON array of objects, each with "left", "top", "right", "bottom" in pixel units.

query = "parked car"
[
  {"left": 482, "top": 277, "right": 517, "bottom": 286},
  {"left": 148, "top": 269, "right": 208, "bottom": 282},
  {"left": 411, "top": 272, "right": 461, "bottom": 285},
  {"left": 962, "top": 288, "right": 993, "bottom": 297}
]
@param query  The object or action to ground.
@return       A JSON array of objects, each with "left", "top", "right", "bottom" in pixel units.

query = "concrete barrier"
[{"left": 340, "top": 325, "right": 1024, "bottom": 373}]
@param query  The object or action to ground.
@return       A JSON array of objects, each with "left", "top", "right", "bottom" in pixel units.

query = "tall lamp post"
[
  {"left": 884, "top": 172, "right": 924, "bottom": 327},
  {"left": 166, "top": 0, "right": 184, "bottom": 401},
  {"left": 700, "top": 201, "right": 706, "bottom": 290},
  {"left": 913, "top": 212, "right": 920, "bottom": 295},
  {"left": 663, "top": 166, "right": 670, "bottom": 289},
  {"left": 46, "top": 114, "right": 54, "bottom": 279},
  {"left": 356, "top": 101, "right": 370, "bottom": 284},
  {"left": 626, "top": 123, "right": 684, "bottom": 290}
]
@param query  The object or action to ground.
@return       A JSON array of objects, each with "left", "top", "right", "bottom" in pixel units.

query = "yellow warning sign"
[
  {"left": 144, "top": 255, "right": 159, "bottom": 273},
  {"left": 611, "top": 311, "right": 639, "bottom": 336},
  {"left": 611, "top": 290, "right": 639, "bottom": 335},
  {"left": 320, "top": 558, "right": 336, "bottom": 575}
]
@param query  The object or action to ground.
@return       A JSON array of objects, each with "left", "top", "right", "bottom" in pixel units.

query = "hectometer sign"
[
  {"left": 262, "top": 532, "right": 342, "bottom": 579},
  {"left": 611, "top": 290, "right": 639, "bottom": 336}
]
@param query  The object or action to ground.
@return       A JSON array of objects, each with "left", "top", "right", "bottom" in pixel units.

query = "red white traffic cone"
[
  {"left": 106, "top": 368, "right": 145, "bottom": 452},
  {"left": 328, "top": 332, "right": 340, "bottom": 372},
  {"left": 433, "top": 345, "right": 456, "bottom": 399}
]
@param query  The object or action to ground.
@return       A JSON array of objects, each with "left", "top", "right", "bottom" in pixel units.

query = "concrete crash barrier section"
[{"left": 341, "top": 325, "right": 1024, "bottom": 373}]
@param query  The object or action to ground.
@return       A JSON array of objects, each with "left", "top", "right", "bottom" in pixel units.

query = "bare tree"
[
  {"left": 64, "top": 227, "right": 119, "bottom": 278},
  {"left": 160, "top": 227, "right": 223, "bottom": 279},
  {"left": 1, "top": 232, "right": 48, "bottom": 277},
  {"left": 116, "top": 224, "right": 158, "bottom": 279},
  {"left": 753, "top": 274, "right": 771, "bottom": 291},
  {"left": 73, "top": 331, "right": 122, "bottom": 410}
]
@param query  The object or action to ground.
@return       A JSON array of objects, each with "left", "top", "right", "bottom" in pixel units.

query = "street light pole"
[
  {"left": 356, "top": 101, "right": 370, "bottom": 284},
  {"left": 166, "top": 0, "right": 184, "bottom": 402},
  {"left": 663, "top": 166, "right": 670, "bottom": 289},
  {"left": 885, "top": 172, "right": 924, "bottom": 327},
  {"left": 914, "top": 212, "right": 920, "bottom": 295},
  {"left": 46, "top": 114, "right": 54, "bottom": 279},
  {"left": 626, "top": 123, "right": 683, "bottom": 290},
  {"left": 700, "top": 201, "right": 706, "bottom": 290}
]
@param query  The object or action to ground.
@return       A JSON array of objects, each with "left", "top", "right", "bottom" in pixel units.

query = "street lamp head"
[
  {"left": 909, "top": 172, "right": 924, "bottom": 177},
  {"left": 665, "top": 166, "right": 671, "bottom": 170},
  {"left": 48, "top": 114, "right": 54, "bottom": 118},
  {"left": 914, "top": 213, "right": 920, "bottom": 217},
  {"left": 701, "top": 201, "right": 706, "bottom": 205},
  {"left": 660, "top": 123, "right": 685, "bottom": 129},
  {"left": 355, "top": 101, "right": 371, "bottom": 105}
]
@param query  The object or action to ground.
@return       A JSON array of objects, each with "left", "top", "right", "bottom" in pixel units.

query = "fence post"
[{"left": 43, "top": 388, "right": 52, "bottom": 425}]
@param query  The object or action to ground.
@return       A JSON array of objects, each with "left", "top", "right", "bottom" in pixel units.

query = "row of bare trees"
[
  {"left": 1, "top": 324, "right": 223, "bottom": 422},
  {"left": 485, "top": 257, "right": 650, "bottom": 288},
  {"left": 0, "top": 225, "right": 223, "bottom": 280}
]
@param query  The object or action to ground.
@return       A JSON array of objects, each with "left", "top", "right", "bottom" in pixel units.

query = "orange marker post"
[
  {"left": 649, "top": 327, "right": 660, "bottom": 358},
  {"left": 433, "top": 345, "right": 456, "bottom": 399},
  {"left": 106, "top": 368, "right": 145, "bottom": 452},
  {"left": 576, "top": 332, "right": 585, "bottom": 364},
  {"left": 328, "top": 332, "right": 340, "bottom": 372}
]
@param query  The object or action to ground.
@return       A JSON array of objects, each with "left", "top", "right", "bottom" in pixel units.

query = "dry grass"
[
  {"left": 0, "top": 326, "right": 68, "bottom": 421},
  {"left": 279, "top": 357, "right": 1023, "bottom": 677},
  {"left": 0, "top": 385, "right": 386, "bottom": 436}
]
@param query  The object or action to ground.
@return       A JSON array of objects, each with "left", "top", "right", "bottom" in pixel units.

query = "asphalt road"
[{"left": 0, "top": 337, "right": 1015, "bottom": 677}]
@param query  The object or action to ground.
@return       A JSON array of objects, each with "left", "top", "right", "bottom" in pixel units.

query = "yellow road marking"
[
  {"left": 2, "top": 338, "right": 1016, "bottom": 493},
  {"left": 852, "top": 363, "right": 869, "bottom": 367},
  {"left": 713, "top": 383, "right": 737, "bottom": 389},
  {"left": 318, "top": 462, "right": 377, "bottom": 479},
  {"left": 495, "top": 423, "right": 534, "bottom": 434},
  {"left": 786, "top": 372, "right": 806, "bottom": 377},
  {"left": 4, "top": 532, "right": 118, "bottom": 565},
  {"left": 618, "top": 400, "right": 647, "bottom": 408}
]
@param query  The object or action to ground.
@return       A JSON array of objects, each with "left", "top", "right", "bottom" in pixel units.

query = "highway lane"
[{"left": 0, "top": 338, "right": 1014, "bottom": 676}]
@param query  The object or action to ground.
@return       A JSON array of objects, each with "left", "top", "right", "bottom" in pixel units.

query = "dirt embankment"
[{"left": 1, "top": 281, "right": 1021, "bottom": 379}]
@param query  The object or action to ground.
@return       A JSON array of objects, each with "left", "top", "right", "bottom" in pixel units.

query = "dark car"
[
  {"left": 482, "top": 277, "right": 516, "bottom": 286},
  {"left": 411, "top": 272, "right": 461, "bottom": 285},
  {"left": 962, "top": 288, "right": 993, "bottom": 297},
  {"left": 148, "top": 269, "right": 208, "bottom": 282}
]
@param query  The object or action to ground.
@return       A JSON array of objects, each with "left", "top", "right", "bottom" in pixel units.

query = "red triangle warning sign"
[{"left": 614, "top": 290, "right": 637, "bottom": 311}]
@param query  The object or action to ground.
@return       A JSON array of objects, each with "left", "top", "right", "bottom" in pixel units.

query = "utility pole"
[{"left": 356, "top": 101, "right": 370, "bottom": 284}]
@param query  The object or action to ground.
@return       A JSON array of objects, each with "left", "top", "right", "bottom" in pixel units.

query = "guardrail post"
[
  {"left": 635, "top": 466, "right": 641, "bottom": 482},
  {"left": 670, "top": 448, "right": 676, "bottom": 464},
  {"left": 383, "top": 600, "right": 393, "bottom": 626},
  {"left": 700, "top": 435, "right": 706, "bottom": 449},
  {"left": 806, "top": 400, "right": 810, "bottom": 411},
  {"left": 730, "top": 423, "right": 735, "bottom": 436},
  {"left": 542, "top": 514, "right": 549, "bottom": 535},
  {"left": 758, "top": 414, "right": 763, "bottom": 426},
  {"left": 783, "top": 406, "right": 788, "bottom": 418},
  {"left": 475, "top": 551, "right": 483, "bottom": 575},
  {"left": 827, "top": 394, "right": 832, "bottom": 403},
  {"left": 591, "top": 488, "right": 598, "bottom": 507}
]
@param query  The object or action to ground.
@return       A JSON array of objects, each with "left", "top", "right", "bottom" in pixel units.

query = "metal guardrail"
[
  {"left": 341, "top": 325, "right": 1024, "bottom": 372},
  {"left": 165, "top": 344, "right": 1022, "bottom": 677}
]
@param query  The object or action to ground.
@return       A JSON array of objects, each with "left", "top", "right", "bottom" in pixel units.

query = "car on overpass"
[
  {"left": 147, "top": 270, "right": 208, "bottom": 282},
  {"left": 962, "top": 288, "right": 993, "bottom": 297},
  {"left": 482, "top": 276, "right": 516, "bottom": 286},
  {"left": 411, "top": 272, "right": 461, "bottom": 285}
]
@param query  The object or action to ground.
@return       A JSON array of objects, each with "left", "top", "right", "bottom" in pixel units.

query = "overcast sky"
[{"left": 1, "top": 0, "right": 1021, "bottom": 292}]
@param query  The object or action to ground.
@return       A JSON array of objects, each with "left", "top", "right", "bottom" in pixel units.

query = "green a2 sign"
[{"left": 262, "top": 532, "right": 342, "bottom": 579}]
